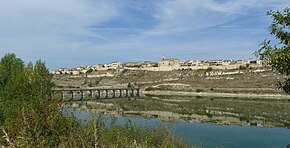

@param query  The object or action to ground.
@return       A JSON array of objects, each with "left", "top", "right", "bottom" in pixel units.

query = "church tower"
[{"left": 161, "top": 53, "right": 165, "bottom": 61}]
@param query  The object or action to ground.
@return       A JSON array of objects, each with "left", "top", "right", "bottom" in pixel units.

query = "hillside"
[{"left": 53, "top": 68, "right": 286, "bottom": 95}]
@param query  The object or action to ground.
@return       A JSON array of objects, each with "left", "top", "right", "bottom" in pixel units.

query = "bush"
[
  {"left": 196, "top": 96, "right": 203, "bottom": 99},
  {"left": 239, "top": 65, "right": 247, "bottom": 70},
  {"left": 196, "top": 89, "right": 203, "bottom": 92},
  {"left": 206, "top": 67, "right": 213, "bottom": 72}
]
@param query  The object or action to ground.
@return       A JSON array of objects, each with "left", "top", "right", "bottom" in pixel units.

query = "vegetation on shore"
[
  {"left": 256, "top": 7, "right": 290, "bottom": 94},
  {"left": 0, "top": 53, "right": 185, "bottom": 147}
]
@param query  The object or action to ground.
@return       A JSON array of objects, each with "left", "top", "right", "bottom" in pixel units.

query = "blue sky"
[{"left": 0, "top": 0, "right": 289, "bottom": 70}]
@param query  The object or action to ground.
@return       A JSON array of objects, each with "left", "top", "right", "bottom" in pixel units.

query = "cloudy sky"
[{"left": 0, "top": 0, "right": 289, "bottom": 69}]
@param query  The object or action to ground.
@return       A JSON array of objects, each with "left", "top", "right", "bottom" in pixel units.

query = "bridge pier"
[
  {"left": 80, "top": 90, "right": 84, "bottom": 100},
  {"left": 119, "top": 89, "right": 122, "bottom": 98},
  {"left": 125, "top": 89, "right": 129, "bottom": 97},
  {"left": 105, "top": 90, "right": 108, "bottom": 99},
  {"left": 136, "top": 89, "right": 140, "bottom": 97},
  {"left": 61, "top": 91, "right": 65, "bottom": 101},
  {"left": 131, "top": 89, "right": 134, "bottom": 97},
  {"left": 112, "top": 89, "right": 116, "bottom": 98},
  {"left": 90, "top": 90, "right": 94, "bottom": 100},
  {"left": 97, "top": 90, "right": 101, "bottom": 99},
  {"left": 71, "top": 91, "right": 74, "bottom": 101}
]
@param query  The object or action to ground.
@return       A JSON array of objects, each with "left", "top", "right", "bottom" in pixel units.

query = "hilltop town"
[{"left": 51, "top": 57, "right": 263, "bottom": 75}]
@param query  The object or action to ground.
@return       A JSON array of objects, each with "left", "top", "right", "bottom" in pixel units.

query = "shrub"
[
  {"left": 239, "top": 65, "right": 247, "bottom": 70},
  {"left": 196, "top": 89, "right": 203, "bottom": 92},
  {"left": 206, "top": 67, "right": 213, "bottom": 72},
  {"left": 196, "top": 96, "right": 203, "bottom": 99}
]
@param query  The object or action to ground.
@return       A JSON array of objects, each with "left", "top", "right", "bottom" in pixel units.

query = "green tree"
[
  {"left": 31, "top": 60, "right": 54, "bottom": 99},
  {"left": 4, "top": 67, "right": 31, "bottom": 100},
  {"left": 0, "top": 53, "right": 25, "bottom": 98},
  {"left": 256, "top": 7, "right": 290, "bottom": 94},
  {"left": 0, "top": 54, "right": 67, "bottom": 146}
]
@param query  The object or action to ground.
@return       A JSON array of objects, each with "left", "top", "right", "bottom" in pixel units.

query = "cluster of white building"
[{"left": 51, "top": 57, "right": 263, "bottom": 75}]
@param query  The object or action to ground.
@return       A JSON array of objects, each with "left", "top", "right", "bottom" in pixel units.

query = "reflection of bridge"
[{"left": 52, "top": 88, "right": 140, "bottom": 102}]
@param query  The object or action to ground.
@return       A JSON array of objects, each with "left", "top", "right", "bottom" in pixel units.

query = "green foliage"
[
  {"left": 86, "top": 68, "right": 93, "bottom": 74},
  {"left": 256, "top": 7, "right": 290, "bottom": 94},
  {"left": 196, "top": 89, "right": 203, "bottom": 93},
  {"left": 206, "top": 67, "right": 213, "bottom": 72},
  {"left": 152, "top": 63, "right": 159, "bottom": 67},
  {"left": 0, "top": 53, "right": 25, "bottom": 98},
  {"left": 239, "top": 64, "right": 249, "bottom": 70},
  {"left": 83, "top": 120, "right": 184, "bottom": 147},
  {"left": 31, "top": 60, "right": 54, "bottom": 99},
  {"left": 127, "top": 82, "right": 132, "bottom": 88},
  {"left": 0, "top": 54, "right": 60, "bottom": 146}
]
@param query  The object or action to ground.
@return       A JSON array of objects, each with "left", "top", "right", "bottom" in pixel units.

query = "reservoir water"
[{"left": 64, "top": 108, "right": 290, "bottom": 148}]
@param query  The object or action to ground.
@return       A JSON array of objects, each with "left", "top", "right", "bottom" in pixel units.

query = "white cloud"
[
  {"left": 0, "top": 0, "right": 118, "bottom": 49},
  {"left": 146, "top": 0, "right": 290, "bottom": 35}
]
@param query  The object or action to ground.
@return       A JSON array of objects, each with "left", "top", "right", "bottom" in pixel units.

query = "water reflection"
[{"left": 63, "top": 95, "right": 290, "bottom": 129}]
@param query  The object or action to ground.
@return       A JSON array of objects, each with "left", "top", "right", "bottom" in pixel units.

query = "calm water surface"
[{"left": 64, "top": 108, "right": 290, "bottom": 148}]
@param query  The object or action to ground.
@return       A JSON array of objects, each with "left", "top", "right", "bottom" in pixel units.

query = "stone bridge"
[{"left": 51, "top": 88, "right": 140, "bottom": 102}]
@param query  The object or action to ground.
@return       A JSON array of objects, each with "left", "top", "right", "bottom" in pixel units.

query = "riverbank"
[{"left": 143, "top": 90, "right": 290, "bottom": 99}]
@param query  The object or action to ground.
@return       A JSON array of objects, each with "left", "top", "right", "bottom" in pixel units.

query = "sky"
[{"left": 0, "top": 0, "right": 289, "bottom": 70}]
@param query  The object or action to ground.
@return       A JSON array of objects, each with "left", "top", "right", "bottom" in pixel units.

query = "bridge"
[{"left": 51, "top": 88, "right": 140, "bottom": 102}]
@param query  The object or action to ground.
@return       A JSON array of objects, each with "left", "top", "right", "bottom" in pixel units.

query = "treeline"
[{"left": 0, "top": 53, "right": 185, "bottom": 147}]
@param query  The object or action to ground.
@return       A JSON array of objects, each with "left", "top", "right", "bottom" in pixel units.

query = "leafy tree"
[
  {"left": 0, "top": 53, "right": 24, "bottom": 98},
  {"left": 31, "top": 60, "right": 54, "bottom": 99},
  {"left": 4, "top": 67, "right": 31, "bottom": 100},
  {"left": 0, "top": 54, "right": 67, "bottom": 146},
  {"left": 256, "top": 7, "right": 290, "bottom": 94},
  {"left": 0, "top": 56, "right": 53, "bottom": 101}
]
